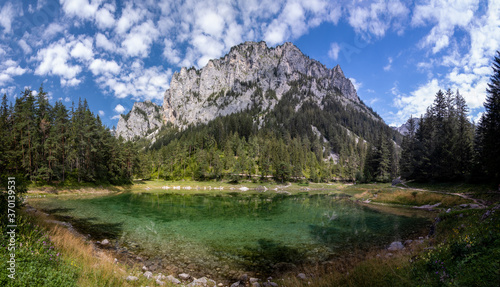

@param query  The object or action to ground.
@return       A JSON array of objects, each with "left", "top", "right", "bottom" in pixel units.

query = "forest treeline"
[
  {"left": 1, "top": 52, "right": 498, "bottom": 186},
  {"left": 0, "top": 86, "right": 135, "bottom": 185},
  {"left": 400, "top": 51, "right": 500, "bottom": 184}
]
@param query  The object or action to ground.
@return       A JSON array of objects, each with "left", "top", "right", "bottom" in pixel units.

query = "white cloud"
[
  {"left": 64, "top": 97, "right": 71, "bottom": 102},
  {"left": 115, "top": 3, "right": 145, "bottom": 35},
  {"left": 114, "top": 104, "right": 126, "bottom": 114},
  {"left": 34, "top": 38, "right": 83, "bottom": 87},
  {"left": 89, "top": 59, "right": 121, "bottom": 75},
  {"left": 121, "top": 20, "right": 159, "bottom": 58},
  {"left": 18, "top": 39, "right": 33, "bottom": 54},
  {"left": 383, "top": 57, "right": 393, "bottom": 71},
  {"left": 95, "top": 4, "right": 116, "bottom": 29},
  {"left": 393, "top": 78, "right": 441, "bottom": 125},
  {"left": 349, "top": 78, "right": 362, "bottom": 91},
  {"left": 95, "top": 33, "right": 116, "bottom": 51},
  {"left": 0, "top": 59, "right": 28, "bottom": 86},
  {"left": 70, "top": 37, "right": 94, "bottom": 61},
  {"left": 94, "top": 59, "right": 172, "bottom": 101},
  {"left": 60, "top": 0, "right": 99, "bottom": 21},
  {"left": 412, "top": 0, "right": 479, "bottom": 53},
  {"left": 347, "top": 0, "right": 410, "bottom": 38},
  {"left": 328, "top": 42, "right": 340, "bottom": 60},
  {"left": 99, "top": 110, "right": 105, "bottom": 116},
  {"left": 0, "top": 2, "right": 15, "bottom": 34}
]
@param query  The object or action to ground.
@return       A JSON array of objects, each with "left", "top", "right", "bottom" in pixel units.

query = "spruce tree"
[{"left": 476, "top": 51, "right": 500, "bottom": 183}]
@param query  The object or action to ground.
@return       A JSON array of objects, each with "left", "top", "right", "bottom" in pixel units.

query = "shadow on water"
[
  {"left": 237, "top": 239, "right": 305, "bottom": 276},
  {"left": 42, "top": 207, "right": 124, "bottom": 240}
]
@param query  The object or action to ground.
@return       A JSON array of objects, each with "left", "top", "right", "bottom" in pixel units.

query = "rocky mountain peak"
[{"left": 163, "top": 41, "right": 361, "bottom": 128}]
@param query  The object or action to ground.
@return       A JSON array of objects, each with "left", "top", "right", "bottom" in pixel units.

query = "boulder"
[
  {"left": 101, "top": 239, "right": 109, "bottom": 245},
  {"left": 297, "top": 273, "right": 307, "bottom": 280},
  {"left": 387, "top": 241, "right": 404, "bottom": 251},
  {"left": 188, "top": 276, "right": 217, "bottom": 287},
  {"left": 125, "top": 275, "right": 138, "bottom": 281},
  {"left": 144, "top": 271, "right": 153, "bottom": 279},
  {"left": 179, "top": 273, "right": 191, "bottom": 280},
  {"left": 166, "top": 275, "right": 181, "bottom": 284}
]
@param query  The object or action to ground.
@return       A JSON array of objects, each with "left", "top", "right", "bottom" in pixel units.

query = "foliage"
[{"left": 0, "top": 87, "right": 136, "bottom": 185}]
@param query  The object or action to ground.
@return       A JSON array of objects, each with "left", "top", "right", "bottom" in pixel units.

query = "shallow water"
[{"left": 30, "top": 192, "right": 431, "bottom": 278}]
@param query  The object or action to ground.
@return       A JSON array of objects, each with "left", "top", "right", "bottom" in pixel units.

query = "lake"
[{"left": 29, "top": 191, "right": 431, "bottom": 280}]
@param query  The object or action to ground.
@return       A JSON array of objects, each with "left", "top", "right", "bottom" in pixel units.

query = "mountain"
[
  {"left": 116, "top": 100, "right": 163, "bottom": 141},
  {"left": 117, "top": 41, "right": 400, "bottom": 182},
  {"left": 393, "top": 117, "right": 419, "bottom": 136},
  {"left": 117, "top": 41, "right": 379, "bottom": 139},
  {"left": 162, "top": 41, "right": 364, "bottom": 127}
]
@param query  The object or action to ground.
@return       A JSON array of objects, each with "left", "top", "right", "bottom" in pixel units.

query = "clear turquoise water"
[{"left": 30, "top": 192, "right": 430, "bottom": 277}]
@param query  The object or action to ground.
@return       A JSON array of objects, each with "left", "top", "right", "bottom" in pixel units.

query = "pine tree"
[{"left": 476, "top": 51, "right": 500, "bottom": 183}]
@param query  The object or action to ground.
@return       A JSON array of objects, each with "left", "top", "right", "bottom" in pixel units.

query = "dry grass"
[{"left": 25, "top": 210, "right": 171, "bottom": 287}]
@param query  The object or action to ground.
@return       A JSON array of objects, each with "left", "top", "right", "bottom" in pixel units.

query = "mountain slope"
[{"left": 162, "top": 41, "right": 375, "bottom": 128}]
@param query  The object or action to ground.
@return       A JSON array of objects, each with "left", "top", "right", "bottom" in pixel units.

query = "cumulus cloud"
[
  {"left": 18, "top": 39, "right": 33, "bottom": 54},
  {"left": 0, "top": 59, "right": 27, "bottom": 86},
  {"left": 60, "top": 0, "right": 99, "bottom": 21},
  {"left": 34, "top": 38, "right": 84, "bottom": 87},
  {"left": 114, "top": 104, "right": 126, "bottom": 114},
  {"left": 89, "top": 59, "right": 121, "bottom": 75},
  {"left": 99, "top": 110, "right": 105, "bottom": 116},
  {"left": 0, "top": 2, "right": 15, "bottom": 34},
  {"left": 347, "top": 0, "right": 410, "bottom": 38},
  {"left": 383, "top": 57, "right": 393, "bottom": 71},
  {"left": 393, "top": 79, "right": 441, "bottom": 125},
  {"left": 95, "top": 33, "right": 116, "bottom": 51},
  {"left": 121, "top": 20, "right": 159, "bottom": 58},
  {"left": 328, "top": 42, "right": 340, "bottom": 60},
  {"left": 412, "top": 0, "right": 479, "bottom": 53},
  {"left": 94, "top": 60, "right": 172, "bottom": 101}
]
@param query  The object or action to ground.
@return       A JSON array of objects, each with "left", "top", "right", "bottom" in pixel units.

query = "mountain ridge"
[{"left": 116, "top": 41, "right": 381, "bottom": 141}]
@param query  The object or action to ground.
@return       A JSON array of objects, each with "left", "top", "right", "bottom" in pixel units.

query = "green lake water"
[{"left": 29, "top": 192, "right": 431, "bottom": 278}]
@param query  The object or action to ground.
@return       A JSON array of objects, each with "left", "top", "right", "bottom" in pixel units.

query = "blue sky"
[{"left": 0, "top": 0, "right": 498, "bottom": 128}]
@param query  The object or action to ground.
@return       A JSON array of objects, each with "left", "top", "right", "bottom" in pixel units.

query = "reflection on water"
[{"left": 30, "top": 192, "right": 430, "bottom": 277}]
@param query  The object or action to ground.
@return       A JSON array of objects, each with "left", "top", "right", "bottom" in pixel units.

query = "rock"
[
  {"left": 113, "top": 258, "right": 118, "bottom": 264},
  {"left": 188, "top": 277, "right": 216, "bottom": 287},
  {"left": 101, "top": 239, "right": 109, "bottom": 245},
  {"left": 125, "top": 275, "right": 138, "bottom": 281},
  {"left": 230, "top": 281, "right": 241, "bottom": 287},
  {"left": 156, "top": 279, "right": 166, "bottom": 286},
  {"left": 116, "top": 100, "right": 164, "bottom": 141},
  {"left": 239, "top": 274, "right": 249, "bottom": 281},
  {"left": 162, "top": 42, "right": 363, "bottom": 130},
  {"left": 179, "top": 273, "right": 191, "bottom": 280},
  {"left": 297, "top": 273, "right": 307, "bottom": 280},
  {"left": 252, "top": 283, "right": 261, "bottom": 287},
  {"left": 144, "top": 271, "right": 153, "bottom": 279},
  {"left": 388, "top": 241, "right": 404, "bottom": 251},
  {"left": 142, "top": 265, "right": 148, "bottom": 271},
  {"left": 166, "top": 275, "right": 181, "bottom": 284},
  {"left": 404, "top": 240, "right": 413, "bottom": 246},
  {"left": 250, "top": 278, "right": 259, "bottom": 283}
]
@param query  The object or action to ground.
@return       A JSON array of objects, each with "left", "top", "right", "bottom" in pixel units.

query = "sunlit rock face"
[
  {"left": 116, "top": 100, "right": 163, "bottom": 141},
  {"left": 163, "top": 41, "right": 361, "bottom": 128}
]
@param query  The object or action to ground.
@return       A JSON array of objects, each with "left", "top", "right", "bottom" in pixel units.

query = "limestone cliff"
[
  {"left": 116, "top": 100, "right": 163, "bottom": 141},
  {"left": 163, "top": 41, "right": 364, "bottom": 128}
]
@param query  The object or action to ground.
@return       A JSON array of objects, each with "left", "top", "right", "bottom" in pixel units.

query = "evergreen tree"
[{"left": 475, "top": 51, "right": 500, "bottom": 183}]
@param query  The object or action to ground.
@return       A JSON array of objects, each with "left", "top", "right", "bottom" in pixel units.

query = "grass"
[
  {"left": 348, "top": 183, "right": 473, "bottom": 208},
  {"left": 0, "top": 211, "right": 176, "bottom": 287}
]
